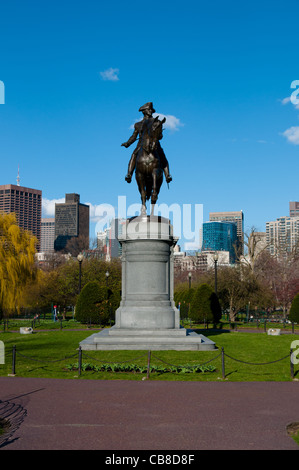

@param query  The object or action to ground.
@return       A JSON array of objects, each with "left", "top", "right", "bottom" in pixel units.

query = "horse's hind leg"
[
  {"left": 150, "top": 170, "right": 160, "bottom": 216},
  {"left": 151, "top": 171, "right": 158, "bottom": 204},
  {"left": 136, "top": 171, "right": 147, "bottom": 215}
]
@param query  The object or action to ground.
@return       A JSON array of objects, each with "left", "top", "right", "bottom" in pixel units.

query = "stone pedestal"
[{"left": 80, "top": 216, "right": 215, "bottom": 351}]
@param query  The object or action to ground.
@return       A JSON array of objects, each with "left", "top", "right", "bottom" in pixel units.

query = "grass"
[
  {"left": 1, "top": 317, "right": 103, "bottom": 331},
  {"left": 287, "top": 423, "right": 299, "bottom": 445},
  {"left": 0, "top": 328, "right": 298, "bottom": 381}
]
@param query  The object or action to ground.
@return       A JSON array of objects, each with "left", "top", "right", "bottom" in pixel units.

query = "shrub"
[
  {"left": 75, "top": 281, "right": 109, "bottom": 324},
  {"left": 189, "top": 283, "right": 221, "bottom": 324},
  {"left": 178, "top": 288, "right": 195, "bottom": 319},
  {"left": 289, "top": 293, "right": 299, "bottom": 323}
]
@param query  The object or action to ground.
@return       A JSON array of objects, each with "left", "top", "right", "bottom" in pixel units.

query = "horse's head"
[{"left": 150, "top": 116, "right": 166, "bottom": 141}]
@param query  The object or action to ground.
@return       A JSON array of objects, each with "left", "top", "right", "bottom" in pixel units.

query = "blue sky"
[{"left": 0, "top": 0, "right": 299, "bottom": 248}]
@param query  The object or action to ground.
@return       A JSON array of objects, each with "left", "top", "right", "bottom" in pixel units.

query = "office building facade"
[
  {"left": 202, "top": 221, "right": 238, "bottom": 263},
  {"left": 54, "top": 193, "right": 89, "bottom": 252},
  {"left": 0, "top": 184, "right": 42, "bottom": 249},
  {"left": 209, "top": 210, "right": 244, "bottom": 255},
  {"left": 41, "top": 218, "right": 55, "bottom": 253},
  {"left": 290, "top": 201, "right": 299, "bottom": 218},
  {"left": 266, "top": 216, "right": 299, "bottom": 256},
  {"left": 109, "top": 218, "right": 126, "bottom": 258}
]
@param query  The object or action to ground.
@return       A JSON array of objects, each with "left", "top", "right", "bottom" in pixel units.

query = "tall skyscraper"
[
  {"left": 0, "top": 183, "right": 42, "bottom": 249},
  {"left": 41, "top": 218, "right": 55, "bottom": 253},
  {"left": 266, "top": 216, "right": 299, "bottom": 256},
  {"left": 202, "top": 221, "right": 237, "bottom": 263},
  {"left": 209, "top": 210, "right": 244, "bottom": 255},
  {"left": 290, "top": 201, "right": 299, "bottom": 217},
  {"left": 54, "top": 193, "right": 89, "bottom": 252}
]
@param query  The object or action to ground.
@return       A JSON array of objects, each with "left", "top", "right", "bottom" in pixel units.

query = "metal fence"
[{"left": 6, "top": 344, "right": 297, "bottom": 381}]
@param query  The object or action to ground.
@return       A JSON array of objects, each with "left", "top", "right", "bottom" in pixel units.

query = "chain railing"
[{"left": 5, "top": 344, "right": 297, "bottom": 381}]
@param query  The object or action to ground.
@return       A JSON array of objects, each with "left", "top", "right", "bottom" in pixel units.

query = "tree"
[
  {"left": 189, "top": 283, "right": 221, "bottom": 325},
  {"left": 64, "top": 234, "right": 89, "bottom": 257},
  {"left": 289, "top": 293, "right": 299, "bottom": 323},
  {"left": 75, "top": 281, "right": 109, "bottom": 324},
  {"left": 0, "top": 212, "right": 37, "bottom": 315}
]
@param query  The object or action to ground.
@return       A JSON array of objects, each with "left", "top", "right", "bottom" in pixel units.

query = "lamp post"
[
  {"left": 77, "top": 253, "right": 83, "bottom": 293},
  {"left": 188, "top": 272, "right": 192, "bottom": 289},
  {"left": 105, "top": 270, "right": 111, "bottom": 324},
  {"left": 213, "top": 251, "right": 218, "bottom": 295},
  {"left": 188, "top": 272, "right": 192, "bottom": 327}
]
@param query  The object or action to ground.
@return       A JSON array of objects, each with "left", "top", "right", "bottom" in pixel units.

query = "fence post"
[
  {"left": 78, "top": 346, "right": 82, "bottom": 376},
  {"left": 221, "top": 347, "right": 225, "bottom": 379},
  {"left": 290, "top": 348, "right": 294, "bottom": 380},
  {"left": 147, "top": 350, "right": 151, "bottom": 379},
  {"left": 12, "top": 345, "right": 16, "bottom": 375}
]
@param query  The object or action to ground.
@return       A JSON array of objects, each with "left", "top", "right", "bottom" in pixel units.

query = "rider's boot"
[{"left": 163, "top": 167, "right": 172, "bottom": 183}]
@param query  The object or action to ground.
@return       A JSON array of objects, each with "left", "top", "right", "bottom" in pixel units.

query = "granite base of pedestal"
[
  {"left": 79, "top": 326, "right": 216, "bottom": 351},
  {"left": 79, "top": 215, "right": 216, "bottom": 351}
]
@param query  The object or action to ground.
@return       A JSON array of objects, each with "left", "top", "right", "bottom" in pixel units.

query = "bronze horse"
[
  {"left": 122, "top": 103, "right": 172, "bottom": 216},
  {"left": 135, "top": 115, "right": 166, "bottom": 215}
]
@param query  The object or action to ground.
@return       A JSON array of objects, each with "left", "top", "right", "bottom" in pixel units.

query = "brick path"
[{"left": 0, "top": 377, "right": 298, "bottom": 451}]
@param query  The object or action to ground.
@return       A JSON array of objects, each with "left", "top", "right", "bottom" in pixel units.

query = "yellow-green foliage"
[{"left": 0, "top": 212, "right": 37, "bottom": 313}]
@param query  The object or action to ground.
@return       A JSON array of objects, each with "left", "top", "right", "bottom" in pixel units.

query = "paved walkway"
[{"left": 0, "top": 377, "right": 298, "bottom": 451}]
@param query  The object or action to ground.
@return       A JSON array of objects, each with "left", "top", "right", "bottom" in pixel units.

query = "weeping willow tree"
[{"left": 0, "top": 212, "right": 37, "bottom": 316}]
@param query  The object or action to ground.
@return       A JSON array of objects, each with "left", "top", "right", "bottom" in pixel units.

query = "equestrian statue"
[{"left": 121, "top": 102, "right": 172, "bottom": 215}]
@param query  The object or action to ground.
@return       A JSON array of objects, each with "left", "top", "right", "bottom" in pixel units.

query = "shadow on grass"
[{"left": 190, "top": 328, "right": 231, "bottom": 337}]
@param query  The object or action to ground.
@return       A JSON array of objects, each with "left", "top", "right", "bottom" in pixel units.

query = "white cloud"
[
  {"left": 100, "top": 68, "right": 119, "bottom": 81},
  {"left": 42, "top": 199, "right": 117, "bottom": 224},
  {"left": 280, "top": 93, "right": 299, "bottom": 144},
  {"left": 282, "top": 126, "right": 299, "bottom": 145},
  {"left": 153, "top": 113, "right": 183, "bottom": 132},
  {"left": 42, "top": 197, "right": 64, "bottom": 217},
  {"left": 280, "top": 96, "right": 291, "bottom": 105},
  {"left": 280, "top": 95, "right": 299, "bottom": 110}
]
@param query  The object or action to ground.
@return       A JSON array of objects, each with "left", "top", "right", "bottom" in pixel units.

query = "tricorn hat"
[{"left": 139, "top": 102, "right": 155, "bottom": 113}]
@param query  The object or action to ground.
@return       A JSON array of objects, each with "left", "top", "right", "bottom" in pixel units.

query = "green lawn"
[{"left": 0, "top": 328, "right": 298, "bottom": 381}]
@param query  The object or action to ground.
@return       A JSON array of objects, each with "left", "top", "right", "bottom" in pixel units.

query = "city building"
[
  {"left": 266, "top": 216, "right": 299, "bottom": 256},
  {"left": 109, "top": 218, "right": 126, "bottom": 258},
  {"left": 54, "top": 193, "right": 89, "bottom": 252},
  {"left": 209, "top": 210, "right": 244, "bottom": 255},
  {"left": 174, "top": 250, "right": 230, "bottom": 272},
  {"left": 290, "top": 201, "right": 299, "bottom": 217},
  {"left": 96, "top": 228, "right": 110, "bottom": 260},
  {"left": 0, "top": 183, "right": 42, "bottom": 249},
  {"left": 40, "top": 218, "right": 55, "bottom": 253},
  {"left": 202, "top": 221, "right": 237, "bottom": 263}
]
